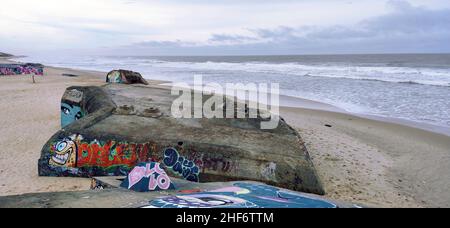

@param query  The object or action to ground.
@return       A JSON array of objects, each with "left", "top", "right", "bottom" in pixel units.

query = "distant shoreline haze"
[{"left": 0, "top": 52, "right": 13, "bottom": 58}]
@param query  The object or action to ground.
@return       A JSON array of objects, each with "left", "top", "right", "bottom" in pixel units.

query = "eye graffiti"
[
  {"left": 61, "top": 103, "right": 84, "bottom": 128},
  {"left": 146, "top": 194, "right": 251, "bottom": 208},
  {"left": 49, "top": 136, "right": 78, "bottom": 167},
  {"left": 163, "top": 148, "right": 200, "bottom": 182}
]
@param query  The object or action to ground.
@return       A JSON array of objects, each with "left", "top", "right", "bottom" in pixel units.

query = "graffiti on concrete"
[
  {"left": 106, "top": 69, "right": 148, "bottom": 85},
  {"left": 61, "top": 103, "right": 84, "bottom": 128},
  {"left": 163, "top": 148, "right": 200, "bottom": 182},
  {"left": 45, "top": 136, "right": 238, "bottom": 183},
  {"left": 106, "top": 70, "right": 122, "bottom": 83},
  {"left": 61, "top": 89, "right": 85, "bottom": 128},
  {"left": 0, "top": 64, "right": 44, "bottom": 76},
  {"left": 90, "top": 178, "right": 105, "bottom": 190},
  {"left": 201, "top": 155, "right": 238, "bottom": 174},
  {"left": 120, "top": 162, "right": 175, "bottom": 192},
  {"left": 147, "top": 183, "right": 337, "bottom": 208},
  {"left": 146, "top": 194, "right": 249, "bottom": 208},
  {"left": 178, "top": 189, "right": 202, "bottom": 194},
  {"left": 49, "top": 135, "right": 79, "bottom": 167},
  {"left": 77, "top": 140, "right": 156, "bottom": 168},
  {"left": 261, "top": 162, "right": 277, "bottom": 180},
  {"left": 48, "top": 134, "right": 158, "bottom": 176}
]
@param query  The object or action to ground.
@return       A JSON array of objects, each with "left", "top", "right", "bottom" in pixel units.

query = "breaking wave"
[
  {"left": 16, "top": 54, "right": 450, "bottom": 130},
  {"left": 140, "top": 60, "right": 450, "bottom": 87},
  {"left": 19, "top": 55, "right": 450, "bottom": 87}
]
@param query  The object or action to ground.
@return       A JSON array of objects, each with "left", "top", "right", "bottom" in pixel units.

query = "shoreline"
[
  {"left": 280, "top": 94, "right": 450, "bottom": 137},
  {"left": 1, "top": 58, "right": 450, "bottom": 207},
  {"left": 160, "top": 80, "right": 450, "bottom": 138},
  {"left": 12, "top": 55, "right": 450, "bottom": 137}
]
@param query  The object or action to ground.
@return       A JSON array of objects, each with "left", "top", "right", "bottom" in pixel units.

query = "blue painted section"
[
  {"left": 162, "top": 148, "right": 200, "bottom": 182},
  {"left": 148, "top": 183, "right": 337, "bottom": 208},
  {"left": 107, "top": 71, "right": 122, "bottom": 83},
  {"left": 61, "top": 103, "right": 84, "bottom": 128}
]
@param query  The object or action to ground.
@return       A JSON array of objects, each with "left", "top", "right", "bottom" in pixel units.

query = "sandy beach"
[
  {"left": 281, "top": 107, "right": 450, "bottom": 208},
  {"left": 1, "top": 57, "right": 450, "bottom": 207},
  {"left": 0, "top": 58, "right": 105, "bottom": 196}
]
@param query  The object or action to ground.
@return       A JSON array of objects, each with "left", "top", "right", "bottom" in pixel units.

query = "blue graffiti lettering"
[{"left": 163, "top": 148, "right": 200, "bottom": 182}]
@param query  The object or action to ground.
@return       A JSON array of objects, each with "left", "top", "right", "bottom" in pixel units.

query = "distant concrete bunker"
[
  {"left": 0, "top": 63, "right": 44, "bottom": 76},
  {"left": 38, "top": 80, "right": 325, "bottom": 195},
  {"left": 106, "top": 69, "right": 149, "bottom": 85}
]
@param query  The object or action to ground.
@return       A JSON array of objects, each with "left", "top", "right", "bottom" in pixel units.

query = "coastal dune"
[{"left": 1, "top": 58, "right": 450, "bottom": 207}]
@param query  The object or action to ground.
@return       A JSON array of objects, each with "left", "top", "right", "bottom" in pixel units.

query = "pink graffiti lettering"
[
  {"left": 128, "top": 166, "right": 146, "bottom": 189},
  {"left": 128, "top": 163, "right": 172, "bottom": 190}
]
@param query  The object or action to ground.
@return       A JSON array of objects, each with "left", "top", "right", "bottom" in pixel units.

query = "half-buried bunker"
[{"left": 38, "top": 82, "right": 325, "bottom": 195}]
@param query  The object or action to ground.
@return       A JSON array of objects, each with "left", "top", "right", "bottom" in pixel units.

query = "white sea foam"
[
  {"left": 20, "top": 55, "right": 450, "bottom": 87},
  {"left": 17, "top": 55, "right": 450, "bottom": 129},
  {"left": 136, "top": 61, "right": 450, "bottom": 87}
]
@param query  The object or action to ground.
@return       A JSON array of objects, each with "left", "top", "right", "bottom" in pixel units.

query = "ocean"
[{"left": 19, "top": 54, "right": 450, "bottom": 130}]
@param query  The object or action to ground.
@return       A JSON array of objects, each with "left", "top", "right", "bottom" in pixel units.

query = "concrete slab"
[{"left": 0, "top": 179, "right": 348, "bottom": 208}]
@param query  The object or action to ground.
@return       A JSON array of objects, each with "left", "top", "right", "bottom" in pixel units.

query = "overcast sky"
[{"left": 1, "top": 0, "right": 449, "bottom": 56}]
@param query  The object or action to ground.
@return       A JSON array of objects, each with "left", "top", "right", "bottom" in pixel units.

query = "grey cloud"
[
  {"left": 252, "top": 26, "right": 296, "bottom": 39},
  {"left": 115, "top": 0, "right": 450, "bottom": 55},
  {"left": 302, "top": 26, "right": 374, "bottom": 40},
  {"left": 254, "top": 0, "right": 450, "bottom": 41},
  {"left": 208, "top": 34, "right": 257, "bottom": 42},
  {"left": 131, "top": 40, "right": 184, "bottom": 47},
  {"left": 363, "top": 1, "right": 450, "bottom": 34}
]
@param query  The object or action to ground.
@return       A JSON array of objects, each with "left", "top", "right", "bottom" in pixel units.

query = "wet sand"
[{"left": 1, "top": 57, "right": 450, "bottom": 207}]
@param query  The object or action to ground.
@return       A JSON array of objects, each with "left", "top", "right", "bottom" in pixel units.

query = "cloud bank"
[
  {"left": 116, "top": 0, "right": 450, "bottom": 55},
  {"left": 0, "top": 0, "right": 449, "bottom": 55}
]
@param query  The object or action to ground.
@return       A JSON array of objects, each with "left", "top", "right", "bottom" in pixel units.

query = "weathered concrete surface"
[
  {"left": 106, "top": 70, "right": 149, "bottom": 85},
  {"left": 0, "top": 179, "right": 349, "bottom": 208},
  {"left": 60, "top": 86, "right": 116, "bottom": 128},
  {"left": 39, "top": 83, "right": 325, "bottom": 195}
]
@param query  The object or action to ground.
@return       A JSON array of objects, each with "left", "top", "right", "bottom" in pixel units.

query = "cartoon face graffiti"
[
  {"left": 61, "top": 103, "right": 84, "bottom": 128},
  {"left": 148, "top": 194, "right": 252, "bottom": 208},
  {"left": 49, "top": 138, "right": 77, "bottom": 167}
]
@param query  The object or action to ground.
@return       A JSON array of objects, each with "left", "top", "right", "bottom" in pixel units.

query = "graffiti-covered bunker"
[
  {"left": 0, "top": 63, "right": 44, "bottom": 76},
  {"left": 38, "top": 83, "right": 325, "bottom": 195}
]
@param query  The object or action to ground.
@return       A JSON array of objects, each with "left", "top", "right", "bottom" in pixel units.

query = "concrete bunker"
[
  {"left": 39, "top": 83, "right": 325, "bottom": 195},
  {"left": 0, "top": 63, "right": 44, "bottom": 76},
  {"left": 106, "top": 69, "right": 149, "bottom": 85}
]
